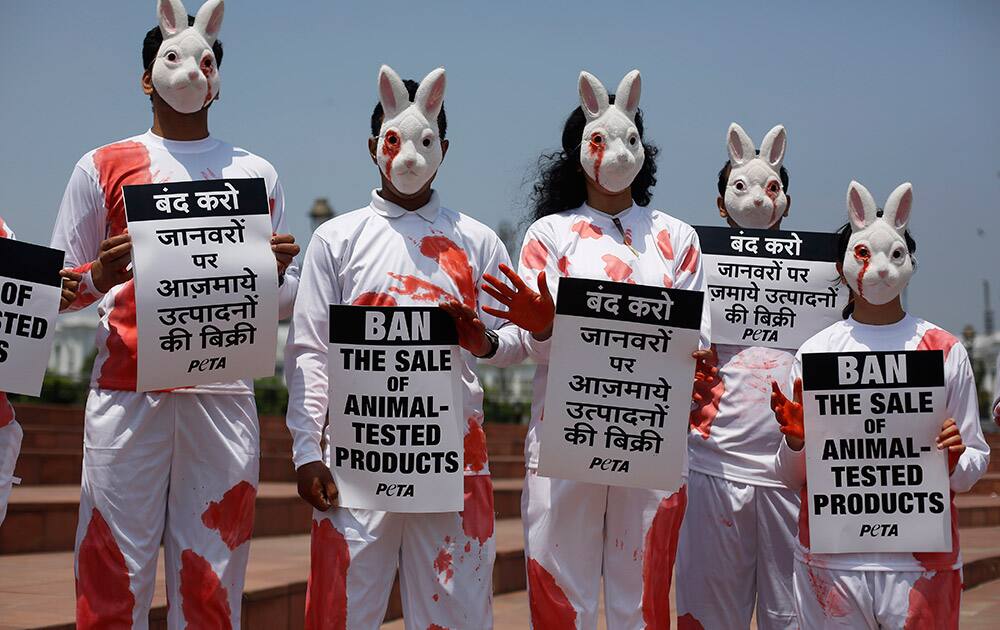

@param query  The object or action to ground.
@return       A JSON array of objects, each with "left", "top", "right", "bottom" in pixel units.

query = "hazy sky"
[{"left": 1, "top": 1, "right": 998, "bottom": 336}]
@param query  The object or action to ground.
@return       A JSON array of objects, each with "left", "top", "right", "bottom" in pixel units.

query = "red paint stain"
[
  {"left": 464, "top": 418, "right": 488, "bottom": 473},
  {"left": 305, "top": 519, "right": 349, "bottom": 630},
  {"left": 433, "top": 548, "right": 454, "bottom": 583},
  {"left": 903, "top": 570, "right": 961, "bottom": 629},
  {"left": 853, "top": 244, "right": 871, "bottom": 299},
  {"left": 571, "top": 220, "right": 603, "bottom": 239},
  {"left": 916, "top": 328, "right": 958, "bottom": 360},
  {"left": 68, "top": 262, "right": 100, "bottom": 310},
  {"left": 798, "top": 486, "right": 810, "bottom": 547},
  {"left": 641, "top": 486, "right": 687, "bottom": 629},
  {"left": 387, "top": 272, "right": 459, "bottom": 304},
  {"left": 353, "top": 292, "right": 399, "bottom": 307},
  {"left": 527, "top": 558, "right": 576, "bottom": 629},
  {"left": 521, "top": 239, "right": 549, "bottom": 271},
  {"left": 427, "top": 625, "right": 448, "bottom": 630},
  {"left": 382, "top": 129, "right": 401, "bottom": 181},
  {"left": 689, "top": 347, "right": 723, "bottom": 439},
  {"left": 268, "top": 198, "right": 276, "bottom": 216},
  {"left": 0, "top": 217, "right": 9, "bottom": 238},
  {"left": 201, "top": 481, "right": 256, "bottom": 550},
  {"left": 432, "top": 593, "right": 439, "bottom": 602},
  {"left": 94, "top": 141, "right": 153, "bottom": 237},
  {"left": 656, "top": 229, "right": 675, "bottom": 260},
  {"left": 98, "top": 282, "right": 138, "bottom": 390},
  {"left": 601, "top": 253, "right": 633, "bottom": 282},
  {"left": 0, "top": 394, "right": 12, "bottom": 428},
  {"left": 588, "top": 133, "right": 605, "bottom": 185},
  {"left": 464, "top": 541, "right": 472, "bottom": 553},
  {"left": 179, "top": 549, "right": 231, "bottom": 629},
  {"left": 679, "top": 245, "right": 700, "bottom": 273},
  {"left": 662, "top": 274, "right": 673, "bottom": 289},
  {"left": 461, "top": 475, "right": 495, "bottom": 545},
  {"left": 76, "top": 509, "right": 135, "bottom": 629},
  {"left": 557, "top": 256, "right": 570, "bottom": 276},
  {"left": 806, "top": 565, "right": 849, "bottom": 618},
  {"left": 913, "top": 490, "right": 959, "bottom": 571},
  {"left": 677, "top": 613, "right": 706, "bottom": 630},
  {"left": 721, "top": 518, "right": 734, "bottom": 528},
  {"left": 419, "top": 236, "right": 477, "bottom": 308}
]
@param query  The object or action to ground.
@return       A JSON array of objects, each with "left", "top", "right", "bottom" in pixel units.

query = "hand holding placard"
[
  {"left": 58, "top": 269, "right": 82, "bottom": 311},
  {"left": 92, "top": 233, "right": 134, "bottom": 292},
  {"left": 936, "top": 418, "right": 964, "bottom": 474},
  {"left": 771, "top": 378, "right": 804, "bottom": 449}
]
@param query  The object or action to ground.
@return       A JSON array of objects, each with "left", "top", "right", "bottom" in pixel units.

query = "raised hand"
[
  {"left": 936, "top": 417, "right": 965, "bottom": 474},
  {"left": 440, "top": 301, "right": 492, "bottom": 357},
  {"left": 481, "top": 264, "right": 555, "bottom": 340},
  {"left": 271, "top": 233, "right": 300, "bottom": 282},
  {"left": 58, "top": 269, "right": 82, "bottom": 311},
  {"left": 91, "top": 233, "right": 133, "bottom": 293},
  {"left": 771, "top": 378, "right": 804, "bottom": 449}
]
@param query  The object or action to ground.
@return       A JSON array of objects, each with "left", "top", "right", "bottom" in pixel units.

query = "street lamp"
[{"left": 309, "top": 198, "right": 335, "bottom": 232}]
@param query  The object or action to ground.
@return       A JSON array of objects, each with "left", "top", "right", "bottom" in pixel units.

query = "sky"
[{"left": 1, "top": 1, "right": 998, "bottom": 337}]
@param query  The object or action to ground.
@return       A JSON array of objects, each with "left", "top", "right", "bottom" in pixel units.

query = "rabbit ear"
[
  {"left": 846, "top": 180, "right": 878, "bottom": 231},
  {"left": 614, "top": 69, "right": 642, "bottom": 118},
  {"left": 157, "top": 0, "right": 189, "bottom": 38},
  {"left": 377, "top": 65, "right": 410, "bottom": 122},
  {"left": 883, "top": 183, "right": 913, "bottom": 233},
  {"left": 415, "top": 67, "right": 447, "bottom": 122},
  {"left": 727, "top": 123, "right": 756, "bottom": 166},
  {"left": 759, "top": 125, "right": 786, "bottom": 170},
  {"left": 193, "top": 0, "right": 224, "bottom": 45},
  {"left": 579, "top": 71, "right": 609, "bottom": 121}
]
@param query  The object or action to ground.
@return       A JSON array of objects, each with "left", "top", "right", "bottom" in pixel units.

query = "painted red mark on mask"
[
  {"left": 679, "top": 245, "right": 700, "bottom": 273},
  {"left": 522, "top": 239, "right": 549, "bottom": 271},
  {"left": 387, "top": 272, "right": 460, "bottom": 304},
  {"left": 76, "top": 509, "right": 135, "bottom": 629},
  {"left": 656, "top": 229, "right": 675, "bottom": 260},
  {"left": 461, "top": 475, "right": 495, "bottom": 545},
  {"left": 903, "top": 570, "right": 961, "bottom": 629},
  {"left": 201, "top": 481, "right": 256, "bottom": 550},
  {"left": 419, "top": 235, "right": 476, "bottom": 308},
  {"left": 353, "top": 292, "right": 399, "bottom": 307},
  {"left": 588, "top": 133, "right": 605, "bottom": 184},
  {"left": 853, "top": 244, "right": 871, "bottom": 299},
  {"left": 434, "top": 548, "right": 454, "bottom": 583},
  {"left": 179, "top": 549, "right": 231, "bottom": 629},
  {"left": 677, "top": 613, "right": 706, "bottom": 630},
  {"left": 916, "top": 328, "right": 958, "bottom": 361},
  {"left": 913, "top": 490, "right": 959, "bottom": 571},
  {"left": 527, "top": 558, "right": 576, "bottom": 629},
  {"left": 806, "top": 565, "right": 849, "bottom": 618},
  {"left": 98, "top": 281, "right": 138, "bottom": 390},
  {"left": 689, "top": 347, "right": 723, "bottom": 439},
  {"left": 382, "top": 130, "right": 401, "bottom": 181},
  {"left": 641, "top": 486, "right": 687, "bottom": 629},
  {"left": 464, "top": 417, "right": 488, "bottom": 472},
  {"left": 557, "top": 256, "right": 570, "bottom": 276},
  {"left": 305, "top": 519, "right": 349, "bottom": 630},
  {"left": 601, "top": 254, "right": 633, "bottom": 282},
  {"left": 571, "top": 220, "right": 603, "bottom": 239}
]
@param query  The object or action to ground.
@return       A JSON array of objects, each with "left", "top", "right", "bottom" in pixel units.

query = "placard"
[
  {"left": 327, "top": 306, "right": 464, "bottom": 512},
  {"left": 124, "top": 178, "right": 279, "bottom": 391},
  {"left": 696, "top": 226, "right": 847, "bottom": 349},
  {"left": 0, "top": 239, "right": 64, "bottom": 396},
  {"left": 802, "top": 350, "right": 951, "bottom": 553},
  {"left": 537, "top": 278, "right": 703, "bottom": 490}
]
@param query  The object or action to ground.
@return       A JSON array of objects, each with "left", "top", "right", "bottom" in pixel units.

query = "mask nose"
[
  {"left": 753, "top": 198, "right": 764, "bottom": 207},
  {"left": 188, "top": 70, "right": 200, "bottom": 81},
  {"left": 878, "top": 268, "right": 889, "bottom": 279}
]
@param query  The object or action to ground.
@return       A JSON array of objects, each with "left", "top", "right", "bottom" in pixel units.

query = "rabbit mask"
[
  {"left": 578, "top": 70, "right": 645, "bottom": 194},
  {"left": 151, "top": 0, "right": 224, "bottom": 115},
  {"left": 842, "top": 181, "right": 914, "bottom": 306},
  {"left": 375, "top": 65, "right": 446, "bottom": 196},
  {"left": 724, "top": 123, "right": 788, "bottom": 229}
]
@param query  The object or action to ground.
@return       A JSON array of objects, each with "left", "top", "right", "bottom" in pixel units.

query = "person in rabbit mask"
[
  {"left": 49, "top": 2, "right": 300, "bottom": 627},
  {"left": 770, "top": 181, "right": 989, "bottom": 629},
  {"left": 285, "top": 64, "right": 524, "bottom": 630},
  {"left": 674, "top": 124, "right": 799, "bottom": 630},
  {"left": 475, "top": 70, "right": 710, "bottom": 630}
]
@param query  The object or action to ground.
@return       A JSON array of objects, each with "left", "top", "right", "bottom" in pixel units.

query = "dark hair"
[
  {"left": 716, "top": 153, "right": 789, "bottom": 197},
  {"left": 142, "top": 17, "right": 224, "bottom": 70},
  {"left": 529, "top": 96, "right": 658, "bottom": 222},
  {"left": 835, "top": 214, "right": 917, "bottom": 318},
  {"left": 370, "top": 79, "right": 448, "bottom": 139}
]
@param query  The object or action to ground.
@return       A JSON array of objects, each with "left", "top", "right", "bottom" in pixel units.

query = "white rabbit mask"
[
  {"left": 578, "top": 70, "right": 645, "bottom": 194},
  {"left": 842, "top": 181, "right": 914, "bottom": 306},
  {"left": 151, "top": 0, "right": 224, "bottom": 115},
  {"left": 375, "top": 65, "right": 446, "bottom": 196},
  {"left": 724, "top": 123, "right": 788, "bottom": 229}
]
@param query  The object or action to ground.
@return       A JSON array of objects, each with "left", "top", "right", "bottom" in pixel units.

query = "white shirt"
[
  {"left": 284, "top": 190, "right": 522, "bottom": 472},
  {"left": 50, "top": 130, "right": 298, "bottom": 395},
  {"left": 774, "top": 314, "right": 990, "bottom": 571},
  {"left": 514, "top": 203, "right": 711, "bottom": 470}
]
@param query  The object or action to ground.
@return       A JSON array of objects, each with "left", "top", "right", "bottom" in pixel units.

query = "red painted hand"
[
  {"left": 690, "top": 349, "right": 719, "bottom": 406},
  {"left": 771, "top": 378, "right": 805, "bottom": 449},
  {"left": 481, "top": 264, "right": 555, "bottom": 339},
  {"left": 439, "top": 301, "right": 491, "bottom": 357},
  {"left": 936, "top": 417, "right": 965, "bottom": 474}
]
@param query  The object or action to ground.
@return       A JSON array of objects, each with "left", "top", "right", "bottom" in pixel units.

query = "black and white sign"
[
  {"left": 327, "top": 306, "right": 464, "bottom": 512},
  {"left": 802, "top": 350, "right": 951, "bottom": 553},
  {"left": 0, "top": 239, "right": 64, "bottom": 396},
  {"left": 537, "top": 278, "right": 703, "bottom": 491},
  {"left": 696, "top": 226, "right": 847, "bottom": 349},
  {"left": 124, "top": 178, "right": 279, "bottom": 391}
]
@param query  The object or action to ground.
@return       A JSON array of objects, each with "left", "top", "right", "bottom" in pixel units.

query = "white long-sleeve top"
[
  {"left": 0, "top": 217, "right": 15, "bottom": 429},
  {"left": 284, "top": 190, "right": 522, "bottom": 472},
  {"left": 514, "top": 203, "right": 711, "bottom": 470},
  {"left": 774, "top": 314, "right": 990, "bottom": 571},
  {"left": 49, "top": 130, "right": 298, "bottom": 394}
]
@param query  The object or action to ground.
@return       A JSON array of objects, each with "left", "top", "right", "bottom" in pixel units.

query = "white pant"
[
  {"left": 675, "top": 471, "right": 799, "bottom": 630},
  {"left": 522, "top": 470, "right": 687, "bottom": 630},
  {"left": 75, "top": 389, "right": 259, "bottom": 630},
  {"left": 0, "top": 419, "right": 22, "bottom": 527},
  {"left": 305, "top": 474, "right": 496, "bottom": 630},
  {"left": 792, "top": 561, "right": 961, "bottom": 629}
]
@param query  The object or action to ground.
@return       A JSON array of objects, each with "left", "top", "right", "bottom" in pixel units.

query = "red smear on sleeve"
[
  {"left": 903, "top": 570, "right": 961, "bottom": 629},
  {"left": 913, "top": 490, "right": 959, "bottom": 571},
  {"left": 305, "top": 519, "right": 349, "bottom": 630},
  {"left": 521, "top": 239, "right": 549, "bottom": 272},
  {"left": 805, "top": 565, "right": 849, "bottom": 618},
  {"left": 916, "top": 328, "right": 958, "bottom": 360},
  {"left": 641, "top": 486, "right": 686, "bottom": 630},
  {"left": 689, "top": 348, "right": 723, "bottom": 439},
  {"left": 571, "top": 220, "right": 603, "bottom": 239},
  {"left": 433, "top": 548, "right": 454, "bottom": 583},
  {"left": 798, "top": 486, "right": 810, "bottom": 548},
  {"left": 656, "top": 229, "right": 675, "bottom": 260},
  {"left": 464, "top": 417, "right": 488, "bottom": 473},
  {"left": 76, "top": 508, "right": 135, "bottom": 629},
  {"left": 179, "top": 549, "right": 232, "bottom": 629},
  {"left": 677, "top": 613, "right": 706, "bottom": 630},
  {"left": 557, "top": 256, "right": 570, "bottom": 276},
  {"left": 527, "top": 558, "right": 577, "bottom": 629},
  {"left": 382, "top": 130, "right": 401, "bottom": 181},
  {"left": 201, "top": 481, "right": 257, "bottom": 550},
  {"left": 679, "top": 245, "right": 700, "bottom": 273},
  {"left": 93, "top": 141, "right": 153, "bottom": 237},
  {"left": 601, "top": 254, "right": 633, "bottom": 282},
  {"left": 419, "top": 236, "right": 477, "bottom": 308},
  {"left": 461, "top": 475, "right": 495, "bottom": 545},
  {"left": 353, "top": 292, "right": 399, "bottom": 307},
  {"left": 662, "top": 274, "right": 673, "bottom": 289}
]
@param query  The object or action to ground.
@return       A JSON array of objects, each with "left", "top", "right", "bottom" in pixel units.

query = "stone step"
[{"left": 968, "top": 472, "right": 1000, "bottom": 496}]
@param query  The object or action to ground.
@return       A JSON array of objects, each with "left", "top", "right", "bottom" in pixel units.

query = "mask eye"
[
  {"left": 201, "top": 57, "right": 213, "bottom": 70},
  {"left": 165, "top": 51, "right": 178, "bottom": 62},
  {"left": 629, "top": 135, "right": 638, "bottom": 146},
  {"left": 892, "top": 247, "right": 905, "bottom": 260},
  {"left": 854, "top": 244, "right": 871, "bottom": 260},
  {"left": 591, "top": 133, "right": 604, "bottom": 145},
  {"left": 767, "top": 181, "right": 780, "bottom": 194},
  {"left": 734, "top": 180, "right": 745, "bottom": 192},
  {"left": 385, "top": 130, "right": 399, "bottom": 146}
]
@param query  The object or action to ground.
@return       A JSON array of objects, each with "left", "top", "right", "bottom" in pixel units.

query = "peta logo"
[{"left": 375, "top": 483, "right": 415, "bottom": 497}]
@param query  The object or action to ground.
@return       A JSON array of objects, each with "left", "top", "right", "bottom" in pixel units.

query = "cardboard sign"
[
  {"left": 0, "top": 239, "right": 64, "bottom": 396},
  {"left": 327, "top": 306, "right": 464, "bottom": 512},
  {"left": 537, "top": 278, "right": 703, "bottom": 491},
  {"left": 696, "top": 226, "right": 847, "bottom": 349},
  {"left": 124, "top": 178, "right": 279, "bottom": 391},
  {"left": 802, "top": 350, "right": 952, "bottom": 553}
]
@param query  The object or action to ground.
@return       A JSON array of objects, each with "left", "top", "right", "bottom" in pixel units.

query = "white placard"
[
  {"left": 538, "top": 278, "right": 703, "bottom": 491},
  {"left": 327, "top": 305, "right": 464, "bottom": 512},
  {"left": 802, "top": 350, "right": 952, "bottom": 553},
  {"left": 0, "top": 239, "right": 64, "bottom": 396},
  {"left": 124, "top": 178, "right": 279, "bottom": 391}
]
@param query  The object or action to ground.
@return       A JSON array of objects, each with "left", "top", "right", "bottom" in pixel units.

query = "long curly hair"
[{"left": 529, "top": 95, "right": 659, "bottom": 222}]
